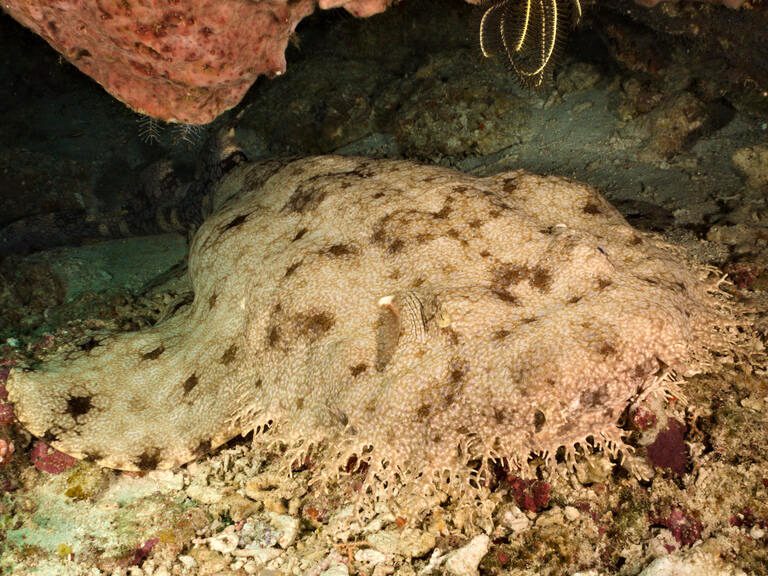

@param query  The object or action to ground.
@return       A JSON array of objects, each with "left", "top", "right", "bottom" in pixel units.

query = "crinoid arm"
[{"left": 478, "top": 0, "right": 583, "bottom": 88}]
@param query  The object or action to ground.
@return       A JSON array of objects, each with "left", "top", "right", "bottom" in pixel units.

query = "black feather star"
[{"left": 478, "top": 0, "right": 582, "bottom": 88}]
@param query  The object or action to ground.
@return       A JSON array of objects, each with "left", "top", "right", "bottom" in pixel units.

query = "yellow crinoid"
[{"left": 479, "top": 0, "right": 582, "bottom": 88}]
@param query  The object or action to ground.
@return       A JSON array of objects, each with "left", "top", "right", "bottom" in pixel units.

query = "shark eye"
[{"left": 478, "top": 0, "right": 583, "bottom": 88}]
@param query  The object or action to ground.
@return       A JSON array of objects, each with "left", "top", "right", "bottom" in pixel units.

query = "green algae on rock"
[{"left": 6, "top": 156, "right": 748, "bottom": 494}]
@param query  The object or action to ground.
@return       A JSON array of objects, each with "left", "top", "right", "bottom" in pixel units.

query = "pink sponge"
[
  {"left": 2, "top": 0, "right": 320, "bottom": 124},
  {"left": 318, "top": 0, "right": 394, "bottom": 17}
]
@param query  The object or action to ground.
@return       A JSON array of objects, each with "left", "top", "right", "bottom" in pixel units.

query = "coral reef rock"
[
  {"left": 0, "top": 0, "right": 394, "bottom": 124},
  {"left": 8, "top": 156, "right": 745, "bottom": 495}
]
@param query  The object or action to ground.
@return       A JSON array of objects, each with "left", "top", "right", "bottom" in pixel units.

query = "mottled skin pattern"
[{"left": 8, "top": 157, "right": 735, "bottom": 483}]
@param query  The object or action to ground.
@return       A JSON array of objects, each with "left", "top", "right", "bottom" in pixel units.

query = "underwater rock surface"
[
  {"left": 7, "top": 156, "right": 745, "bottom": 492},
  {"left": 1, "top": 0, "right": 344, "bottom": 124}
]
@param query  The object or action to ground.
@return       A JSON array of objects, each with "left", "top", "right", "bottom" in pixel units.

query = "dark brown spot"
[
  {"left": 493, "top": 408, "right": 506, "bottom": 424},
  {"left": 456, "top": 425, "right": 470, "bottom": 435},
  {"left": 583, "top": 202, "right": 602, "bottom": 215},
  {"left": 372, "top": 191, "right": 385, "bottom": 199},
  {"left": 447, "top": 228, "right": 460, "bottom": 239},
  {"left": 530, "top": 267, "right": 552, "bottom": 291},
  {"left": 597, "top": 278, "right": 613, "bottom": 289},
  {"left": 630, "top": 235, "right": 643, "bottom": 245},
  {"left": 325, "top": 243, "right": 357, "bottom": 256},
  {"left": 183, "top": 374, "right": 198, "bottom": 395},
  {"left": 371, "top": 227, "right": 386, "bottom": 245},
  {"left": 493, "top": 329, "right": 510, "bottom": 340},
  {"left": 494, "top": 263, "right": 552, "bottom": 292},
  {"left": 222, "top": 213, "right": 248, "bottom": 231},
  {"left": 66, "top": 395, "right": 93, "bottom": 420},
  {"left": 521, "top": 317, "right": 537, "bottom": 324},
  {"left": 136, "top": 448, "right": 161, "bottom": 471},
  {"left": 416, "top": 403, "right": 431, "bottom": 420},
  {"left": 365, "top": 400, "right": 377, "bottom": 412},
  {"left": 493, "top": 263, "right": 528, "bottom": 286},
  {"left": 598, "top": 342, "right": 617, "bottom": 356},
  {"left": 479, "top": 249, "right": 491, "bottom": 258},
  {"left": 444, "top": 361, "right": 468, "bottom": 404},
  {"left": 450, "top": 365, "right": 466, "bottom": 383},
  {"left": 388, "top": 238, "right": 404, "bottom": 254},
  {"left": 675, "top": 281, "right": 686, "bottom": 292},
  {"left": 567, "top": 295, "right": 582, "bottom": 304},
  {"left": 433, "top": 203, "right": 452, "bottom": 219},
  {"left": 442, "top": 327, "right": 460, "bottom": 346},
  {"left": 350, "top": 363, "right": 368, "bottom": 377},
  {"left": 534, "top": 409, "right": 546, "bottom": 432},
  {"left": 220, "top": 344, "right": 238, "bottom": 365},
  {"left": 492, "top": 288, "right": 519, "bottom": 304},
  {"left": 284, "top": 261, "right": 302, "bottom": 277},
  {"left": 295, "top": 397, "right": 304, "bottom": 409},
  {"left": 268, "top": 326, "right": 281, "bottom": 347},
  {"left": 141, "top": 345, "right": 165, "bottom": 360},
  {"left": 432, "top": 434, "right": 442, "bottom": 443},
  {"left": 292, "top": 227, "right": 308, "bottom": 242},
  {"left": 580, "top": 384, "right": 609, "bottom": 408},
  {"left": 208, "top": 292, "right": 218, "bottom": 309},
  {"left": 283, "top": 183, "right": 327, "bottom": 213},
  {"left": 298, "top": 311, "right": 335, "bottom": 340},
  {"left": 468, "top": 219, "right": 483, "bottom": 229}
]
